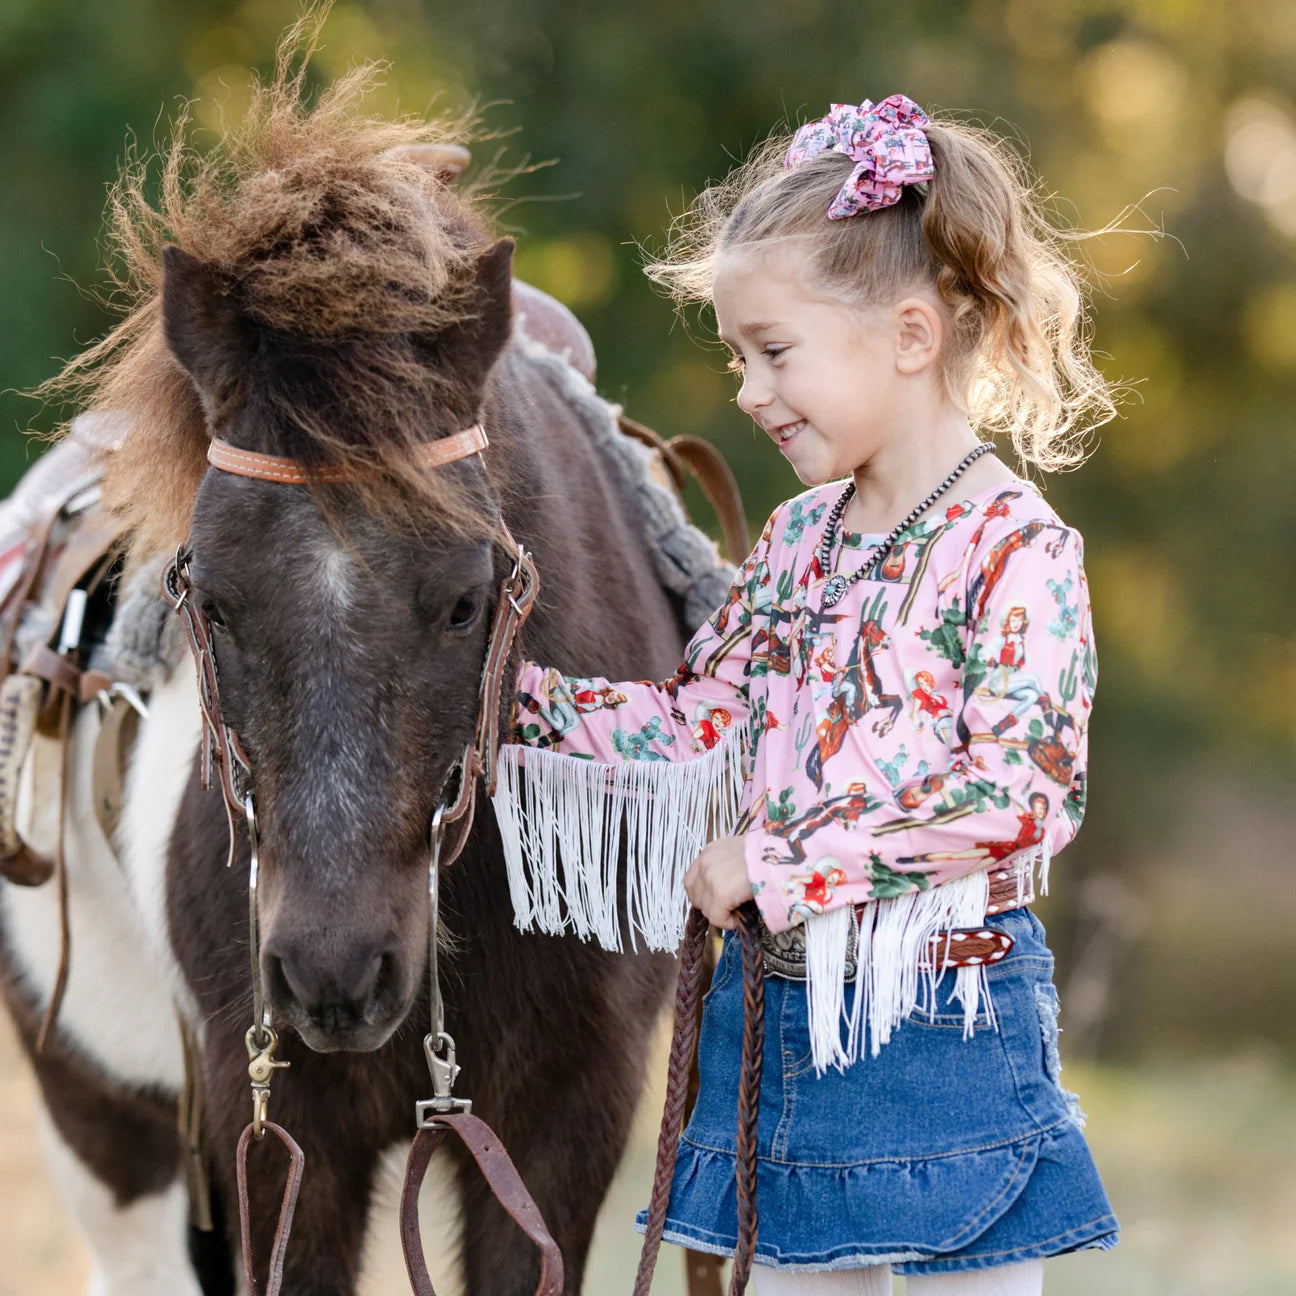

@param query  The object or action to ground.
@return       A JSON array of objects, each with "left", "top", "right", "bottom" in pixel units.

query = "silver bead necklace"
[{"left": 818, "top": 442, "right": 996, "bottom": 609}]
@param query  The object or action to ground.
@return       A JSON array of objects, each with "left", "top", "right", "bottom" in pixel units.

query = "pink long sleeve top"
[{"left": 510, "top": 478, "right": 1095, "bottom": 938}]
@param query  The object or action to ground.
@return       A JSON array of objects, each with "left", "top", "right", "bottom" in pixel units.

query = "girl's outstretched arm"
[
  {"left": 510, "top": 511, "right": 777, "bottom": 762},
  {"left": 493, "top": 510, "right": 776, "bottom": 949}
]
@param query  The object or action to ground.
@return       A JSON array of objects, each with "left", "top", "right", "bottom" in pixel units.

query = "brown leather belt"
[{"left": 760, "top": 866, "right": 1030, "bottom": 980}]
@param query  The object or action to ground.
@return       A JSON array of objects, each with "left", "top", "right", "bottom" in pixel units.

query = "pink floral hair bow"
[{"left": 785, "top": 94, "right": 935, "bottom": 220}]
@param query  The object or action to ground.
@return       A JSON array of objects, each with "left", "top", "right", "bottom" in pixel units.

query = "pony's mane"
[{"left": 39, "top": 12, "right": 504, "bottom": 556}]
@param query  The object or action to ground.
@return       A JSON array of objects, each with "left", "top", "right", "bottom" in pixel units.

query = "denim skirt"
[{"left": 634, "top": 908, "right": 1118, "bottom": 1274}]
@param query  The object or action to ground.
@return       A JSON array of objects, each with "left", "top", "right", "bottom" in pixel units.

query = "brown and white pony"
[{"left": 0, "top": 46, "right": 684, "bottom": 1295}]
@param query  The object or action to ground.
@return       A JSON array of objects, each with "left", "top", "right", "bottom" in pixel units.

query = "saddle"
[{"left": 0, "top": 412, "right": 130, "bottom": 887}]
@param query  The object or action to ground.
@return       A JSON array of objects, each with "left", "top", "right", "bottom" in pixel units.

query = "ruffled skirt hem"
[{"left": 632, "top": 1120, "right": 1118, "bottom": 1273}]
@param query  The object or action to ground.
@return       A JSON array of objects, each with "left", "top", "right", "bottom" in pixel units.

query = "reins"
[{"left": 635, "top": 904, "right": 766, "bottom": 1295}]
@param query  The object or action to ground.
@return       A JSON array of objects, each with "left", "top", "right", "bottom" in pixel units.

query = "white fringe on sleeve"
[{"left": 490, "top": 720, "right": 750, "bottom": 952}]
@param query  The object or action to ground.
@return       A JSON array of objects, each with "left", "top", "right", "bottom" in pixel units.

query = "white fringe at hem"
[
  {"left": 803, "top": 841, "right": 1050, "bottom": 1073},
  {"left": 491, "top": 733, "right": 1050, "bottom": 1073}
]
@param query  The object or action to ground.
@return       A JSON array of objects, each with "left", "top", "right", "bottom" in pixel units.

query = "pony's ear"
[
  {"left": 418, "top": 238, "right": 515, "bottom": 402},
  {"left": 161, "top": 246, "right": 247, "bottom": 403}
]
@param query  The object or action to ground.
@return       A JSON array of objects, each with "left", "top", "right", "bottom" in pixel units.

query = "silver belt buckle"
[{"left": 759, "top": 918, "right": 859, "bottom": 981}]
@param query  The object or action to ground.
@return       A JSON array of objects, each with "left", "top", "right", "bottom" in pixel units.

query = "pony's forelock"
[{"left": 37, "top": 8, "right": 505, "bottom": 558}]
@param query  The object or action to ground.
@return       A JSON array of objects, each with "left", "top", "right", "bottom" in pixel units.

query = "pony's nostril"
[
  {"left": 368, "top": 950, "right": 399, "bottom": 1012},
  {"left": 268, "top": 951, "right": 310, "bottom": 1015}
]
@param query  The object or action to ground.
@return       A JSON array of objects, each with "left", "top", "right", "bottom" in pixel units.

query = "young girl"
[{"left": 493, "top": 94, "right": 1117, "bottom": 1294}]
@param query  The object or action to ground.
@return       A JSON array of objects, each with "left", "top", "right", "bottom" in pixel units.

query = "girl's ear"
[{"left": 892, "top": 296, "right": 944, "bottom": 375}]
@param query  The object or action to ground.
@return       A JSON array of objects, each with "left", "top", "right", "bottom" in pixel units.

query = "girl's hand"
[{"left": 684, "top": 836, "right": 755, "bottom": 930}]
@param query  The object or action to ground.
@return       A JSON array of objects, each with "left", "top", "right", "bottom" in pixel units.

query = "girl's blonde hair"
[{"left": 646, "top": 113, "right": 1117, "bottom": 471}]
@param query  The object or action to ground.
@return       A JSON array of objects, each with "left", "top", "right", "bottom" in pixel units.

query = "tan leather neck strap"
[{"left": 207, "top": 424, "right": 488, "bottom": 483}]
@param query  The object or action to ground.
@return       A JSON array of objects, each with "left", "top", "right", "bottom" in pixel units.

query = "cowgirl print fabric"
[
  {"left": 511, "top": 477, "right": 1096, "bottom": 936},
  {"left": 783, "top": 94, "right": 936, "bottom": 218}
]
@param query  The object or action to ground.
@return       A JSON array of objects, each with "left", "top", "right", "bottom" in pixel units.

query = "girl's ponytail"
[
  {"left": 648, "top": 107, "right": 1121, "bottom": 474},
  {"left": 919, "top": 122, "right": 1114, "bottom": 470}
]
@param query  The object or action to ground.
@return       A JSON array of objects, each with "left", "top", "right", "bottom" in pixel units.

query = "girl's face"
[{"left": 713, "top": 248, "right": 905, "bottom": 486}]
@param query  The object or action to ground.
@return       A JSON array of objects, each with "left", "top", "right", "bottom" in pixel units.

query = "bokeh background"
[{"left": 1, "top": 1, "right": 1293, "bottom": 1292}]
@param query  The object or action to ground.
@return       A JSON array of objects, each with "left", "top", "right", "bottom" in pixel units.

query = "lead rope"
[{"left": 635, "top": 902, "right": 765, "bottom": 1295}]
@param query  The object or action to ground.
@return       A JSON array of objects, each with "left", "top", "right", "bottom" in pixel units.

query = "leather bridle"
[
  {"left": 205, "top": 424, "right": 489, "bottom": 483},
  {"left": 162, "top": 423, "right": 553, "bottom": 1296},
  {"left": 162, "top": 423, "right": 537, "bottom": 868}
]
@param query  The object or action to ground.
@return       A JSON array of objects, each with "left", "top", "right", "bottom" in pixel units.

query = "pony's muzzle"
[{"left": 264, "top": 938, "right": 404, "bottom": 1049}]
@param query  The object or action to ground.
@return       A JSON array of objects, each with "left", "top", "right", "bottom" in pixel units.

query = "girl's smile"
[
  {"left": 714, "top": 249, "right": 896, "bottom": 486},
  {"left": 773, "top": 418, "right": 806, "bottom": 448}
]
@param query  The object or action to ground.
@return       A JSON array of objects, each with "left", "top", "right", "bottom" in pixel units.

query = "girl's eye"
[{"left": 725, "top": 345, "right": 787, "bottom": 374}]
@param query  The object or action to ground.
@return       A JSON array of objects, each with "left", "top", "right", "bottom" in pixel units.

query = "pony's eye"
[
  {"left": 201, "top": 597, "right": 226, "bottom": 628},
  {"left": 448, "top": 593, "right": 483, "bottom": 629}
]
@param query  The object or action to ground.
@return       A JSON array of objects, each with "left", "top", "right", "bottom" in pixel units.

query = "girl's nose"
[{"left": 736, "top": 373, "right": 771, "bottom": 418}]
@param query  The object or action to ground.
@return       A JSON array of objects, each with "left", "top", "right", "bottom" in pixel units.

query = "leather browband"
[{"left": 206, "top": 424, "right": 488, "bottom": 483}]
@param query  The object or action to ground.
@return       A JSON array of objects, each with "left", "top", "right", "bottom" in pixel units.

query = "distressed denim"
[{"left": 635, "top": 908, "right": 1118, "bottom": 1274}]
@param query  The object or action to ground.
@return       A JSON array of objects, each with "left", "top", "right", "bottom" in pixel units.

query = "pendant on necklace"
[{"left": 822, "top": 574, "right": 849, "bottom": 608}]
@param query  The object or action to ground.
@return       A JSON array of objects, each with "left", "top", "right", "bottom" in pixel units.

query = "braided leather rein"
[{"left": 635, "top": 902, "right": 766, "bottom": 1295}]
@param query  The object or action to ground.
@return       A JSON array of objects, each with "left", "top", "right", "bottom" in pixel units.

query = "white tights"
[{"left": 752, "top": 1258, "right": 1044, "bottom": 1295}]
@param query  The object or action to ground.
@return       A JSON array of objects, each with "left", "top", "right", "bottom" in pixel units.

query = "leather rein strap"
[
  {"left": 236, "top": 1120, "right": 306, "bottom": 1296},
  {"left": 401, "top": 1113, "right": 563, "bottom": 1296}
]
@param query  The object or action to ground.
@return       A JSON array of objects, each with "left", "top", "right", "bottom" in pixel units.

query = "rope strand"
[{"left": 635, "top": 903, "right": 766, "bottom": 1295}]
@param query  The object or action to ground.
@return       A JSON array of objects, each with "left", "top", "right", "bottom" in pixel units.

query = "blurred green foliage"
[{"left": 1, "top": 1, "right": 1293, "bottom": 1053}]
